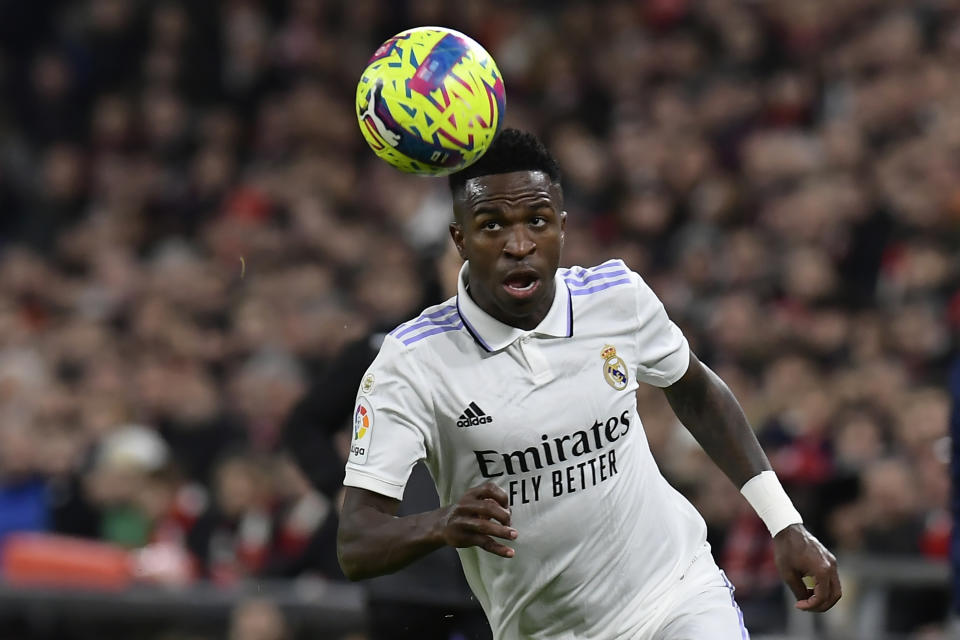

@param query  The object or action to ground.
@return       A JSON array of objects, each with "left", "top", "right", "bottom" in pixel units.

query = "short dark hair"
[{"left": 448, "top": 128, "right": 561, "bottom": 195}]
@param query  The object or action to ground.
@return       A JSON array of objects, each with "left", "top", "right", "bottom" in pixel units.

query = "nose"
[{"left": 503, "top": 225, "right": 536, "bottom": 259}]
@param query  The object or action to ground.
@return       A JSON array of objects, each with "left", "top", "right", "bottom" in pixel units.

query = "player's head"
[
  {"left": 447, "top": 129, "right": 566, "bottom": 330},
  {"left": 447, "top": 128, "right": 562, "bottom": 201}
]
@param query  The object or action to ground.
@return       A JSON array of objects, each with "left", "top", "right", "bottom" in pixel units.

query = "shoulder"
[
  {"left": 560, "top": 260, "right": 671, "bottom": 324},
  {"left": 382, "top": 298, "right": 464, "bottom": 353},
  {"left": 559, "top": 259, "right": 636, "bottom": 297},
  {"left": 361, "top": 301, "right": 462, "bottom": 399}
]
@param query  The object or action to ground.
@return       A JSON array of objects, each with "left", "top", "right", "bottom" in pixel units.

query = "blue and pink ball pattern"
[{"left": 356, "top": 26, "right": 506, "bottom": 176}]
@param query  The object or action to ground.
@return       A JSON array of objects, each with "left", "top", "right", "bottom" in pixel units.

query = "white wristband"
[{"left": 740, "top": 470, "right": 803, "bottom": 537}]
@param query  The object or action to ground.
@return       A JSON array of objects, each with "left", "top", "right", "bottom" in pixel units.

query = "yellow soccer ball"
[{"left": 356, "top": 26, "right": 506, "bottom": 176}]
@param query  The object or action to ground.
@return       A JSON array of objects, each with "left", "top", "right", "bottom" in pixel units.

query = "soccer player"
[{"left": 337, "top": 129, "right": 841, "bottom": 639}]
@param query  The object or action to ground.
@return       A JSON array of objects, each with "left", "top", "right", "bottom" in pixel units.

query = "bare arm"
[
  {"left": 663, "top": 351, "right": 841, "bottom": 612},
  {"left": 662, "top": 351, "right": 770, "bottom": 488},
  {"left": 337, "top": 482, "right": 516, "bottom": 581}
]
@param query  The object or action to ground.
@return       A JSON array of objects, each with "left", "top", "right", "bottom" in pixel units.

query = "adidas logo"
[{"left": 456, "top": 402, "right": 493, "bottom": 428}]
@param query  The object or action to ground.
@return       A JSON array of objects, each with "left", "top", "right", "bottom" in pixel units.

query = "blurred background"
[{"left": 0, "top": 0, "right": 956, "bottom": 639}]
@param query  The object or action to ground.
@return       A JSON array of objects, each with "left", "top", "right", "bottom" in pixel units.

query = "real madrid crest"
[{"left": 601, "top": 344, "right": 629, "bottom": 391}]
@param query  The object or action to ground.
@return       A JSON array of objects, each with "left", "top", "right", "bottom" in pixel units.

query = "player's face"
[{"left": 450, "top": 170, "right": 566, "bottom": 330}]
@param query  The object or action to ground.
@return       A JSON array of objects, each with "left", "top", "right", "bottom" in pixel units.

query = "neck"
[{"left": 466, "top": 279, "right": 555, "bottom": 330}]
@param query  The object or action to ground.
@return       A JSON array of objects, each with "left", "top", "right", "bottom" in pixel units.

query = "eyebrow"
[
  {"left": 469, "top": 197, "right": 554, "bottom": 216},
  {"left": 471, "top": 206, "right": 502, "bottom": 217}
]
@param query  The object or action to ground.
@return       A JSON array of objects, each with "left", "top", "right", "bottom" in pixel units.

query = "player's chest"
[{"left": 432, "top": 336, "right": 638, "bottom": 447}]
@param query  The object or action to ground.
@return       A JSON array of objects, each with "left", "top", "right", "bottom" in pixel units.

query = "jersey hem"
[
  {"left": 343, "top": 468, "right": 406, "bottom": 500},
  {"left": 644, "top": 341, "right": 691, "bottom": 388}
]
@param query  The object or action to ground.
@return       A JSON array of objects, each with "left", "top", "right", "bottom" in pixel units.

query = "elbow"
[
  {"left": 336, "top": 527, "right": 371, "bottom": 582},
  {"left": 337, "top": 548, "right": 366, "bottom": 582}
]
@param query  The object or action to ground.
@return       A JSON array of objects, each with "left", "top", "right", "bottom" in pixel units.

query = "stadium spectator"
[
  {"left": 0, "top": 420, "right": 48, "bottom": 545},
  {"left": 185, "top": 450, "right": 339, "bottom": 585}
]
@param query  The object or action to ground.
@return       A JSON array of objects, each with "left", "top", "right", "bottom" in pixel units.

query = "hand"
[
  {"left": 436, "top": 482, "right": 517, "bottom": 558},
  {"left": 773, "top": 524, "right": 842, "bottom": 612}
]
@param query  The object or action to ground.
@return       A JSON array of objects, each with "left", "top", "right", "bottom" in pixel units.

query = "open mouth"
[{"left": 503, "top": 272, "right": 541, "bottom": 299}]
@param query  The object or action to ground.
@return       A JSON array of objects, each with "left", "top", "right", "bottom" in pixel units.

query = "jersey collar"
[{"left": 456, "top": 261, "right": 573, "bottom": 352}]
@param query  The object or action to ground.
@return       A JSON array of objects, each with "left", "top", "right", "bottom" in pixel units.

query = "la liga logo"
[
  {"left": 354, "top": 400, "right": 371, "bottom": 440},
  {"left": 351, "top": 398, "right": 374, "bottom": 464}
]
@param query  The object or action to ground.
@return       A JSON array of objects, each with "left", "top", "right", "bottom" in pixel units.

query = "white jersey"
[{"left": 344, "top": 259, "right": 710, "bottom": 639}]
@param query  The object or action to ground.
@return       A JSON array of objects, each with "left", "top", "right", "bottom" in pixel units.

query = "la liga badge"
[{"left": 350, "top": 397, "right": 374, "bottom": 464}]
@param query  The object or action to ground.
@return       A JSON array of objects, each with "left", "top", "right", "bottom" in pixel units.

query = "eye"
[
  {"left": 530, "top": 216, "right": 547, "bottom": 228},
  {"left": 481, "top": 220, "right": 501, "bottom": 231}
]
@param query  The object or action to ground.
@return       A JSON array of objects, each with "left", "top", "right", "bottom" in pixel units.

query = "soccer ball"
[{"left": 356, "top": 26, "right": 506, "bottom": 176}]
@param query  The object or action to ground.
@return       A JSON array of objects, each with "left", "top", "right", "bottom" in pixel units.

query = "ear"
[
  {"left": 449, "top": 222, "right": 467, "bottom": 260},
  {"left": 560, "top": 211, "right": 567, "bottom": 245}
]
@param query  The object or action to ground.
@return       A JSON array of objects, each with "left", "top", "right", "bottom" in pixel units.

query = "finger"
[
  {"left": 796, "top": 574, "right": 828, "bottom": 612},
  {"left": 811, "top": 562, "right": 843, "bottom": 612},
  {"left": 797, "top": 564, "right": 841, "bottom": 612},
  {"left": 474, "top": 482, "right": 510, "bottom": 508},
  {"left": 456, "top": 499, "right": 511, "bottom": 525},
  {"left": 476, "top": 535, "right": 515, "bottom": 558},
  {"left": 828, "top": 571, "right": 843, "bottom": 609},
  {"left": 809, "top": 567, "right": 842, "bottom": 612},
  {"left": 483, "top": 498, "right": 512, "bottom": 526},
  {"left": 457, "top": 498, "right": 511, "bottom": 526},
  {"left": 793, "top": 573, "right": 820, "bottom": 610},
  {"left": 459, "top": 517, "right": 518, "bottom": 541},
  {"left": 783, "top": 569, "right": 809, "bottom": 603}
]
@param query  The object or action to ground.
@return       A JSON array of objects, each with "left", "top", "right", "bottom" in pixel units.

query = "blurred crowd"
[{"left": 0, "top": 0, "right": 957, "bottom": 637}]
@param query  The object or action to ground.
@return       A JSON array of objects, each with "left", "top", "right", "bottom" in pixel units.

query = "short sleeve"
[
  {"left": 630, "top": 272, "right": 690, "bottom": 387},
  {"left": 343, "top": 337, "right": 432, "bottom": 500}
]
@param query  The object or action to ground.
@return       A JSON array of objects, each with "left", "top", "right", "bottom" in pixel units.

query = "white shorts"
[
  {"left": 653, "top": 568, "right": 750, "bottom": 640},
  {"left": 626, "top": 550, "right": 750, "bottom": 640}
]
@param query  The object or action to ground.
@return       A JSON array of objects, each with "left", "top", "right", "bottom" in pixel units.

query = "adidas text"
[{"left": 457, "top": 415, "right": 493, "bottom": 428}]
